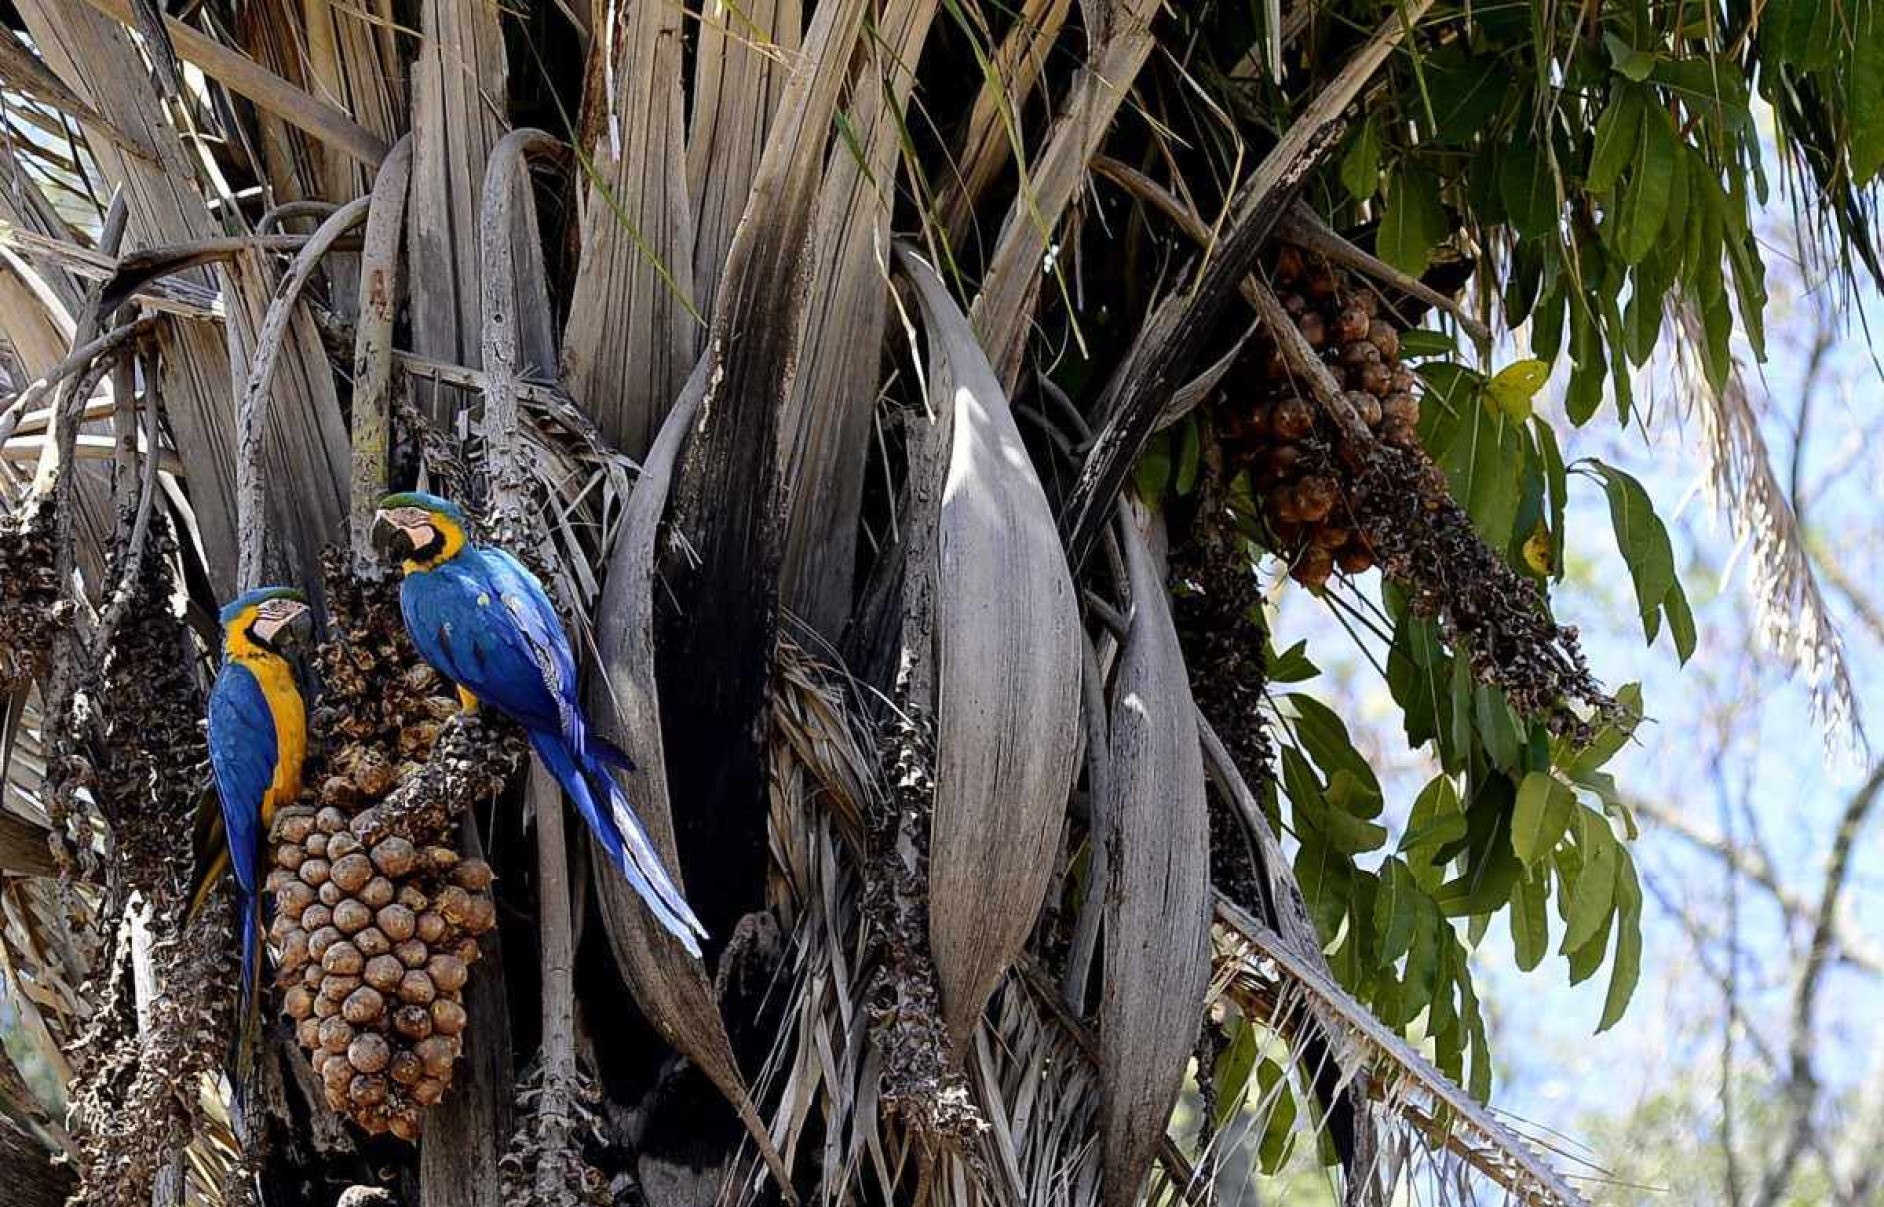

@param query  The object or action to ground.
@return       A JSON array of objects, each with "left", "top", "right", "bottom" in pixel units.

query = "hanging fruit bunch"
[
  {"left": 0, "top": 506, "right": 68, "bottom": 684},
  {"left": 265, "top": 554, "right": 520, "bottom": 1141},
  {"left": 1205, "top": 243, "right": 1613, "bottom": 740},
  {"left": 1221, "top": 244, "right": 1447, "bottom": 590}
]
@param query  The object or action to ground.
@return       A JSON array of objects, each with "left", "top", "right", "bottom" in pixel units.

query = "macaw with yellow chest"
[
  {"left": 198, "top": 587, "right": 313, "bottom": 1002},
  {"left": 372, "top": 491, "right": 707, "bottom": 957}
]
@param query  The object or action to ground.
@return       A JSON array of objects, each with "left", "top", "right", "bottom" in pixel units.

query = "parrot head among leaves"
[
  {"left": 219, "top": 586, "right": 313, "bottom": 657},
  {"left": 373, "top": 491, "right": 470, "bottom": 571}
]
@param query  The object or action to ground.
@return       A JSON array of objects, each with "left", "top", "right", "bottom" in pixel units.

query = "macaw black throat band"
[{"left": 412, "top": 528, "right": 446, "bottom": 566}]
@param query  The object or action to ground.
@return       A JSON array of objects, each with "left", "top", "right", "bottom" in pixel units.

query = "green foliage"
[
  {"left": 1586, "top": 461, "right": 1698, "bottom": 662},
  {"left": 1150, "top": 0, "right": 1882, "bottom": 1103},
  {"left": 1318, "top": 0, "right": 1884, "bottom": 420}
]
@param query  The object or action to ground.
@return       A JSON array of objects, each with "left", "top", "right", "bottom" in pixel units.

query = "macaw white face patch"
[{"left": 252, "top": 597, "right": 309, "bottom": 644}]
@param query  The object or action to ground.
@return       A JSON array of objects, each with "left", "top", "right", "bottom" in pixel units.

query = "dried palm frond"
[
  {"left": 1674, "top": 304, "right": 1865, "bottom": 751},
  {"left": 1215, "top": 898, "right": 1597, "bottom": 1207}
]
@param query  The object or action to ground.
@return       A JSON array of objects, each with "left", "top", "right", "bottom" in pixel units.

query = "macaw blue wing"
[
  {"left": 481, "top": 549, "right": 582, "bottom": 715},
  {"left": 207, "top": 662, "right": 276, "bottom": 898},
  {"left": 399, "top": 552, "right": 573, "bottom": 736}
]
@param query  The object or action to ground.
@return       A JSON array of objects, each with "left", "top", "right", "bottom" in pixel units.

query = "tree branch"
[{"left": 1632, "top": 795, "right": 1884, "bottom": 975}]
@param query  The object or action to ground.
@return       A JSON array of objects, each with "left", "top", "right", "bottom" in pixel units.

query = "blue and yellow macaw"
[
  {"left": 372, "top": 491, "right": 707, "bottom": 957},
  {"left": 199, "top": 586, "right": 312, "bottom": 1000}
]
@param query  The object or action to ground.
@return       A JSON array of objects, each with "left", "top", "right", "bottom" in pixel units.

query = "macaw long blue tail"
[
  {"left": 232, "top": 890, "right": 264, "bottom": 1118},
  {"left": 238, "top": 889, "right": 260, "bottom": 1014},
  {"left": 529, "top": 733, "right": 707, "bottom": 957}
]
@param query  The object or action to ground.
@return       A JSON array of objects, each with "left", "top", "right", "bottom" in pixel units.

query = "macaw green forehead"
[
  {"left": 218, "top": 586, "right": 307, "bottom": 627},
  {"left": 378, "top": 491, "right": 469, "bottom": 528}
]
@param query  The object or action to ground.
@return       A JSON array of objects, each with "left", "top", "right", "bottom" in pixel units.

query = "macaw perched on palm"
[
  {"left": 372, "top": 491, "right": 707, "bottom": 957},
  {"left": 198, "top": 587, "right": 313, "bottom": 1002}
]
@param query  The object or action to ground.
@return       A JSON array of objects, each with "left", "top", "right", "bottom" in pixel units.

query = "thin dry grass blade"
[
  {"left": 1216, "top": 898, "right": 1594, "bottom": 1207},
  {"left": 1098, "top": 507, "right": 1210, "bottom": 1207},
  {"left": 897, "top": 247, "right": 1081, "bottom": 1051},
  {"left": 563, "top": 0, "right": 699, "bottom": 455},
  {"left": 939, "top": 0, "right": 1072, "bottom": 247}
]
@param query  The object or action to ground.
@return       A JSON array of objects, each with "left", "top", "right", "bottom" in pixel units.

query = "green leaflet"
[
  {"left": 1280, "top": 746, "right": 1387, "bottom": 855},
  {"left": 1603, "top": 32, "right": 1655, "bottom": 82},
  {"left": 1374, "top": 858, "right": 1423, "bottom": 967},
  {"left": 1341, "top": 116, "right": 1382, "bottom": 201},
  {"left": 1213, "top": 1013, "right": 1258, "bottom": 1133},
  {"left": 1379, "top": 166, "right": 1448, "bottom": 276},
  {"left": 1431, "top": 389, "right": 1524, "bottom": 547},
  {"left": 1853, "top": 0, "right": 1884, "bottom": 183},
  {"left": 1499, "top": 137, "right": 1557, "bottom": 239},
  {"left": 1532, "top": 417, "right": 1568, "bottom": 582},
  {"left": 1510, "top": 771, "right": 1577, "bottom": 865},
  {"left": 1562, "top": 806, "right": 1620, "bottom": 954},
  {"left": 1285, "top": 693, "right": 1384, "bottom": 817},
  {"left": 1598, "top": 856, "right": 1645, "bottom": 1031},
  {"left": 1587, "top": 86, "right": 1644, "bottom": 193},
  {"left": 1268, "top": 639, "right": 1319, "bottom": 684},
  {"left": 1421, "top": 46, "right": 1511, "bottom": 144},
  {"left": 1589, "top": 461, "right": 1698, "bottom": 661},
  {"left": 1509, "top": 868, "right": 1550, "bottom": 972},
  {"left": 1614, "top": 106, "right": 1678, "bottom": 263},
  {"left": 1398, "top": 327, "right": 1458, "bottom": 358}
]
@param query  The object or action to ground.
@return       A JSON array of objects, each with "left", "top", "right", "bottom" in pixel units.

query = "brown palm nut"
[
  {"left": 341, "top": 986, "right": 386, "bottom": 1026},
  {"left": 370, "top": 837, "right": 417, "bottom": 878},
  {"left": 1290, "top": 546, "right": 1334, "bottom": 589},
  {"left": 1272, "top": 397, "right": 1314, "bottom": 441},
  {"left": 1383, "top": 392, "right": 1420, "bottom": 426},
  {"left": 365, "top": 954, "right": 406, "bottom": 992},
  {"left": 426, "top": 955, "right": 469, "bottom": 994},
  {"left": 398, "top": 970, "right": 437, "bottom": 1006},
  {"left": 333, "top": 899, "right": 373, "bottom": 935},
  {"left": 330, "top": 853, "right": 373, "bottom": 894},
  {"left": 347, "top": 1032, "right": 391, "bottom": 1075},
  {"left": 321, "top": 940, "right": 363, "bottom": 976},
  {"left": 393, "top": 1004, "right": 434, "bottom": 1041},
  {"left": 389, "top": 1051, "right": 424, "bottom": 1086},
  {"left": 376, "top": 904, "right": 417, "bottom": 942},
  {"left": 429, "top": 998, "right": 468, "bottom": 1037}
]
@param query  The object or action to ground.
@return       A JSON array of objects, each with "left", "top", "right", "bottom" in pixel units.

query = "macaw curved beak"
[
  {"left": 281, "top": 604, "right": 315, "bottom": 651},
  {"left": 371, "top": 510, "right": 410, "bottom": 560},
  {"left": 253, "top": 599, "right": 314, "bottom": 652}
]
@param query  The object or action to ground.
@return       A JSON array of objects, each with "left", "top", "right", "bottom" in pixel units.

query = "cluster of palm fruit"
[
  {"left": 1222, "top": 245, "right": 1432, "bottom": 589},
  {"left": 266, "top": 804, "right": 495, "bottom": 1139},
  {"left": 264, "top": 558, "right": 510, "bottom": 1140},
  {"left": 0, "top": 507, "right": 66, "bottom": 684}
]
